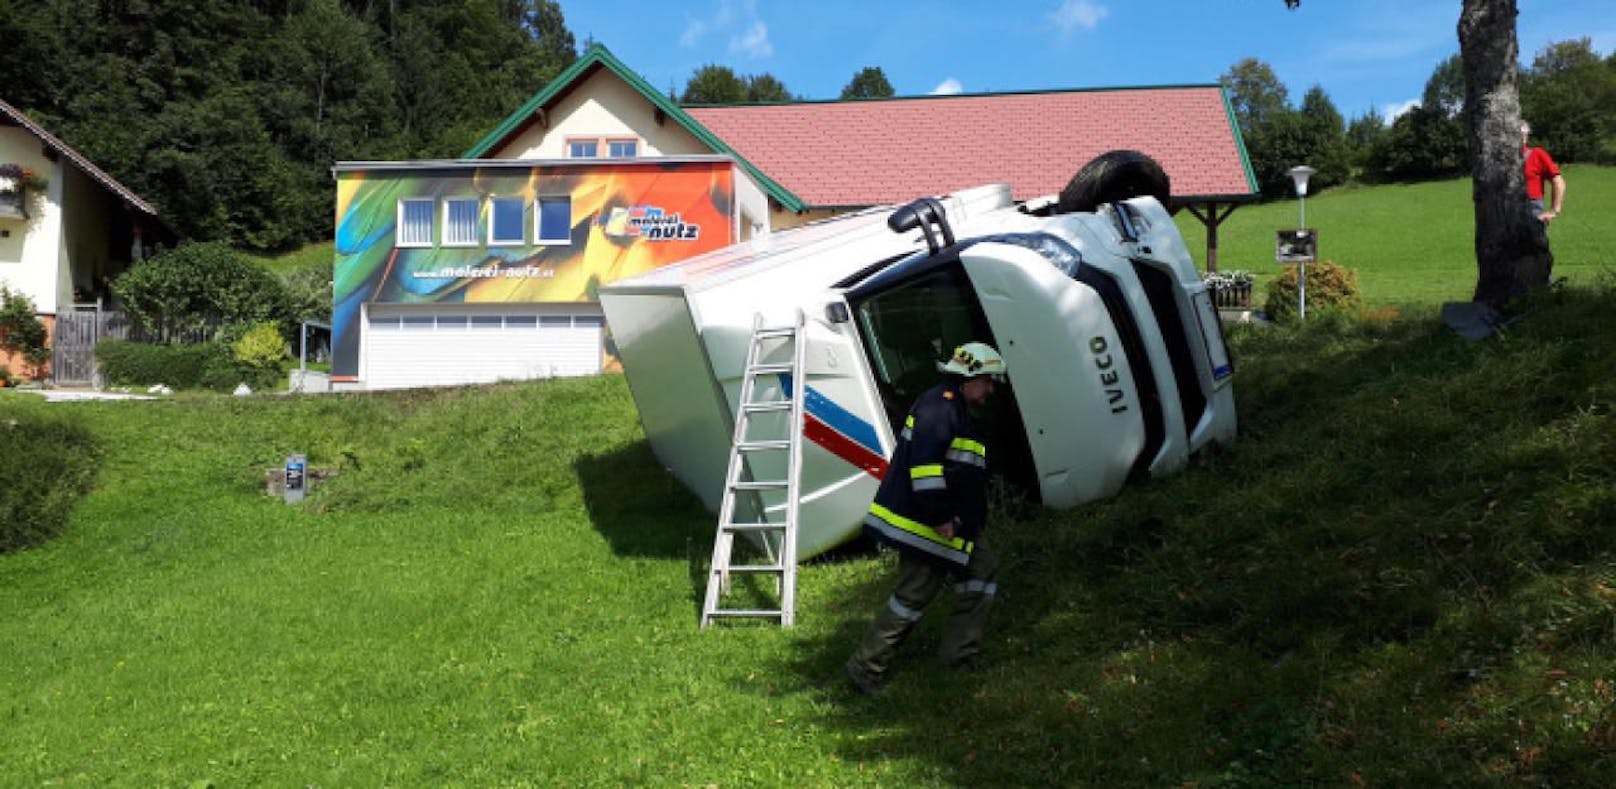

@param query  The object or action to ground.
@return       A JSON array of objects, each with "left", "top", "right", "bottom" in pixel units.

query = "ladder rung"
[
  {"left": 706, "top": 609, "right": 786, "bottom": 619},
  {"left": 732, "top": 480, "right": 788, "bottom": 491},
  {"left": 719, "top": 564, "right": 786, "bottom": 574},
  {"left": 724, "top": 522, "right": 786, "bottom": 532},
  {"left": 749, "top": 363, "right": 793, "bottom": 374},
  {"left": 737, "top": 440, "right": 790, "bottom": 451},
  {"left": 741, "top": 402, "right": 792, "bottom": 413},
  {"left": 753, "top": 328, "right": 797, "bottom": 339}
]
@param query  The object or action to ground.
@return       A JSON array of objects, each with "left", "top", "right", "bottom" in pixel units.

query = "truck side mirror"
[{"left": 888, "top": 197, "right": 955, "bottom": 253}]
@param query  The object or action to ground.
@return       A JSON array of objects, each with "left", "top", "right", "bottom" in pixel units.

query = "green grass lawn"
[
  {"left": 5, "top": 275, "right": 1616, "bottom": 783},
  {"left": 244, "top": 241, "right": 333, "bottom": 276},
  {"left": 1174, "top": 164, "right": 1616, "bottom": 308}
]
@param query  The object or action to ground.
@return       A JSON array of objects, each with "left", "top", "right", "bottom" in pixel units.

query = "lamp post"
[{"left": 1288, "top": 166, "right": 1316, "bottom": 320}]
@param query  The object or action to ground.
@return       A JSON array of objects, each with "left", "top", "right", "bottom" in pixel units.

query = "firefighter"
[{"left": 846, "top": 341, "right": 1006, "bottom": 694}]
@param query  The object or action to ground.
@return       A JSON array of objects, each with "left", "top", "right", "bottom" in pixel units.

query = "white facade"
[
  {"left": 490, "top": 66, "right": 770, "bottom": 241},
  {"left": 497, "top": 68, "right": 713, "bottom": 160},
  {"left": 0, "top": 125, "right": 66, "bottom": 315}
]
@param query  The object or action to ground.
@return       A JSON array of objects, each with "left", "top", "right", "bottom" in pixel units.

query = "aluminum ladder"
[{"left": 700, "top": 311, "right": 807, "bottom": 627}]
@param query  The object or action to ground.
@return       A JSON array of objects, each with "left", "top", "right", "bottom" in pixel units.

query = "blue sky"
[{"left": 556, "top": 0, "right": 1614, "bottom": 122}]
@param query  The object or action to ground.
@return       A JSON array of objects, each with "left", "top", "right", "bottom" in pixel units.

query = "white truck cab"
[{"left": 600, "top": 155, "right": 1234, "bottom": 559}]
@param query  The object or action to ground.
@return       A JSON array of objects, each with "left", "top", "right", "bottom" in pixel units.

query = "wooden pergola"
[{"left": 1176, "top": 197, "right": 1256, "bottom": 273}]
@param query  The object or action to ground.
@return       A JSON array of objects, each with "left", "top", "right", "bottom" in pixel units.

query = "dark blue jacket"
[{"left": 861, "top": 381, "right": 989, "bottom": 567}]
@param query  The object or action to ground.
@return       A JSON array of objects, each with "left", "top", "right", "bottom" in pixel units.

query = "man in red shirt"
[{"left": 1522, "top": 121, "right": 1567, "bottom": 224}]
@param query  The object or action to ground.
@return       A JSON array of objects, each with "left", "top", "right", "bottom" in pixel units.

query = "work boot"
[{"left": 844, "top": 657, "right": 885, "bottom": 696}]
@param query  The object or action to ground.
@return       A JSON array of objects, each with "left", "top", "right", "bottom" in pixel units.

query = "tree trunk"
[{"left": 1459, "top": 0, "right": 1552, "bottom": 306}]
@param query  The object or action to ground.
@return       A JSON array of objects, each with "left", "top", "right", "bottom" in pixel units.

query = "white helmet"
[{"left": 938, "top": 341, "right": 1007, "bottom": 381}]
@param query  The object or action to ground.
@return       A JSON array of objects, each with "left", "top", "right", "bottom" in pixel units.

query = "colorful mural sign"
[{"left": 331, "top": 160, "right": 736, "bottom": 377}]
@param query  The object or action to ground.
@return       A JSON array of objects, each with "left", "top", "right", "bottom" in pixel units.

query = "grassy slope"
[
  {"left": 4, "top": 277, "right": 1616, "bottom": 784},
  {"left": 6, "top": 174, "right": 1616, "bottom": 783},
  {"left": 1174, "top": 164, "right": 1616, "bottom": 307},
  {"left": 244, "top": 241, "right": 334, "bottom": 276}
]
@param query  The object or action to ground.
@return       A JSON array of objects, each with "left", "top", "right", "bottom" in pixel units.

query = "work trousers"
[{"left": 849, "top": 538, "right": 1000, "bottom": 680}]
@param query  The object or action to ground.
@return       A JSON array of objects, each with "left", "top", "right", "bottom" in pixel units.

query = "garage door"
[{"left": 363, "top": 305, "right": 604, "bottom": 390}]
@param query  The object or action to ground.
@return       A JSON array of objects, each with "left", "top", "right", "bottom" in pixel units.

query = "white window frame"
[
  {"left": 488, "top": 196, "right": 526, "bottom": 246},
  {"left": 442, "top": 197, "right": 481, "bottom": 247},
  {"left": 566, "top": 136, "right": 640, "bottom": 159},
  {"left": 397, "top": 198, "right": 435, "bottom": 248},
  {"left": 536, "top": 195, "right": 573, "bottom": 245}
]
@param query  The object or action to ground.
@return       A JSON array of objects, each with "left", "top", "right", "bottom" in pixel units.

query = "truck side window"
[{"left": 852, "top": 266, "right": 994, "bottom": 427}]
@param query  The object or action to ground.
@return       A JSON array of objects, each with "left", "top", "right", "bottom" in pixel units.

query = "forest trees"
[
  {"left": 1220, "top": 59, "right": 1351, "bottom": 197},
  {"left": 0, "top": 0, "right": 578, "bottom": 252},
  {"left": 678, "top": 65, "right": 795, "bottom": 103},
  {"left": 841, "top": 67, "right": 896, "bottom": 100},
  {"left": 1222, "top": 39, "right": 1616, "bottom": 195}
]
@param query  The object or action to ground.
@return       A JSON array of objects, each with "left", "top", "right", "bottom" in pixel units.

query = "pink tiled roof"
[{"left": 687, "top": 87, "right": 1254, "bottom": 208}]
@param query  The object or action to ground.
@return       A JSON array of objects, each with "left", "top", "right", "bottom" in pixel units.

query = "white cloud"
[
  {"left": 1049, "top": 0, "right": 1108, "bottom": 36},
  {"left": 930, "top": 78, "right": 964, "bottom": 95},
  {"left": 1383, "top": 99, "right": 1419, "bottom": 125},
  {"left": 730, "top": 20, "right": 772, "bottom": 58},
  {"left": 679, "top": 20, "right": 706, "bottom": 48},
  {"left": 681, "top": 1, "right": 771, "bottom": 58}
]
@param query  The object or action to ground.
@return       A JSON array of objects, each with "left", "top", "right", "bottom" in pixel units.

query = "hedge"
[{"left": 96, "top": 339, "right": 281, "bottom": 391}]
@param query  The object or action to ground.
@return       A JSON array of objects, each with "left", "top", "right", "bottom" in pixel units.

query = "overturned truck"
[{"left": 599, "top": 153, "right": 1236, "bottom": 559}]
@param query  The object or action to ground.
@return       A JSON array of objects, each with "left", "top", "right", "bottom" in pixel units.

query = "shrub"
[
  {"left": 232, "top": 321, "right": 287, "bottom": 380},
  {"left": 1, "top": 413, "right": 100, "bottom": 552},
  {"left": 112, "top": 241, "right": 290, "bottom": 341},
  {"left": 97, "top": 339, "right": 229, "bottom": 389},
  {"left": 1263, "top": 260, "right": 1362, "bottom": 322},
  {"left": 280, "top": 260, "right": 333, "bottom": 325},
  {"left": 0, "top": 286, "right": 50, "bottom": 379}
]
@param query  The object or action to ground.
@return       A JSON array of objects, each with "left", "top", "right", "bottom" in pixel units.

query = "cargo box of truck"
[{"left": 600, "top": 161, "right": 1235, "bottom": 559}]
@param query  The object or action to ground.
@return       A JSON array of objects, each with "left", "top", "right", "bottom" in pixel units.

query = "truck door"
[{"left": 846, "top": 258, "right": 1040, "bottom": 504}]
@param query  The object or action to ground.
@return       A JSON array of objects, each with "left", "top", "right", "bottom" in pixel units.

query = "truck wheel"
[{"left": 1055, "top": 150, "right": 1171, "bottom": 214}]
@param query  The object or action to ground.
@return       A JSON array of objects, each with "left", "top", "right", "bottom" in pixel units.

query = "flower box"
[
  {"left": 1203, "top": 270, "right": 1255, "bottom": 309},
  {"left": 0, "top": 164, "right": 44, "bottom": 221},
  {"left": 0, "top": 188, "right": 24, "bottom": 220}
]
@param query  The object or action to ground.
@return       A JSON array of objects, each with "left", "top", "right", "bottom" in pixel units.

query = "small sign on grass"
[{"left": 284, "top": 454, "right": 307, "bottom": 503}]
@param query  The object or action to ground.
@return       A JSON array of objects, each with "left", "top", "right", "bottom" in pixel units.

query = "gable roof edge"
[
  {"left": 1218, "top": 85, "right": 1260, "bottom": 195},
  {"left": 0, "top": 98, "right": 159, "bottom": 217},
  {"left": 463, "top": 44, "right": 807, "bottom": 213}
]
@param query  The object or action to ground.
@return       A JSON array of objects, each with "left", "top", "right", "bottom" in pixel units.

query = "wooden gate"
[{"left": 50, "top": 308, "right": 102, "bottom": 385}]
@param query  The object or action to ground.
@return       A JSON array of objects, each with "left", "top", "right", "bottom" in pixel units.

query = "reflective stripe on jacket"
[{"left": 863, "top": 382, "right": 989, "bottom": 567}]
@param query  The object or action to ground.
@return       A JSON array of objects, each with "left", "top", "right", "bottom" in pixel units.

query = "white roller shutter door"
[{"left": 363, "top": 305, "right": 603, "bottom": 390}]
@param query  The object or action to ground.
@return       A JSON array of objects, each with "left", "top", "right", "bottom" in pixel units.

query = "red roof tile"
[{"left": 687, "top": 87, "right": 1255, "bottom": 208}]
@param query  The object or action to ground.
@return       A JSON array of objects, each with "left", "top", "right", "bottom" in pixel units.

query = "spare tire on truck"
[{"left": 1055, "top": 149, "right": 1171, "bottom": 214}]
